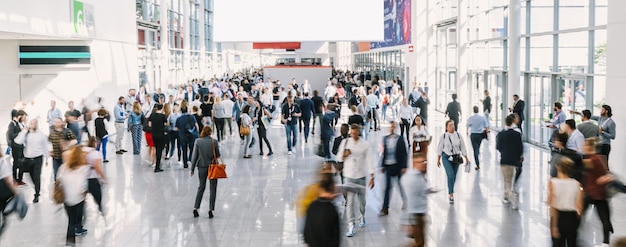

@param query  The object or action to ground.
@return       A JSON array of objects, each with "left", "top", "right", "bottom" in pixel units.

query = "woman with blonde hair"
[
  {"left": 128, "top": 102, "right": 143, "bottom": 155},
  {"left": 190, "top": 126, "right": 220, "bottom": 218},
  {"left": 57, "top": 145, "right": 90, "bottom": 245}
]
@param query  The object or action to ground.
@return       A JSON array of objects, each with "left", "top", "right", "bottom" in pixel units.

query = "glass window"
[
  {"left": 168, "top": 0, "right": 183, "bottom": 49},
  {"left": 559, "top": 1, "right": 589, "bottom": 30},
  {"left": 558, "top": 32, "right": 588, "bottom": 74},
  {"left": 487, "top": 40, "right": 504, "bottom": 70},
  {"left": 205, "top": 0, "right": 214, "bottom": 51},
  {"left": 190, "top": 1, "right": 200, "bottom": 51},
  {"left": 529, "top": 35, "right": 553, "bottom": 72},
  {"left": 594, "top": 29, "right": 607, "bottom": 74},
  {"left": 592, "top": 75, "right": 606, "bottom": 114},
  {"left": 595, "top": 0, "right": 607, "bottom": 26},
  {"left": 137, "top": 0, "right": 160, "bottom": 23},
  {"left": 530, "top": 0, "right": 554, "bottom": 33}
]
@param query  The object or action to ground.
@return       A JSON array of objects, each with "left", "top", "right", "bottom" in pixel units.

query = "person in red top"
[{"left": 581, "top": 138, "right": 613, "bottom": 245}]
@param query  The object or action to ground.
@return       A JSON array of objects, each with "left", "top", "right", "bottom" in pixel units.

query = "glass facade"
[
  {"left": 136, "top": 0, "right": 160, "bottom": 23},
  {"left": 168, "top": 0, "right": 183, "bottom": 49},
  {"left": 452, "top": 0, "right": 607, "bottom": 145},
  {"left": 353, "top": 50, "right": 406, "bottom": 87},
  {"left": 204, "top": 0, "right": 213, "bottom": 51},
  {"left": 189, "top": 0, "right": 200, "bottom": 51}
]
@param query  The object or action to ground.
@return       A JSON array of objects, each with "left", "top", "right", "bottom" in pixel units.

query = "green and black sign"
[{"left": 19, "top": 46, "right": 91, "bottom": 65}]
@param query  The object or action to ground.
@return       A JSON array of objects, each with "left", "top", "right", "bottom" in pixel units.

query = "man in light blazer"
[{"left": 190, "top": 126, "right": 221, "bottom": 219}]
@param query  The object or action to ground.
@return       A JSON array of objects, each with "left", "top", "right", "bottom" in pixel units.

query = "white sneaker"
[
  {"left": 359, "top": 217, "right": 366, "bottom": 228},
  {"left": 346, "top": 223, "right": 355, "bottom": 237},
  {"left": 292, "top": 149, "right": 296, "bottom": 154},
  {"left": 502, "top": 198, "right": 510, "bottom": 204},
  {"left": 288, "top": 151, "right": 293, "bottom": 155}
]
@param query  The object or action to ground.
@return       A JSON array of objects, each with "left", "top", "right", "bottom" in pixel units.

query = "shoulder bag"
[
  {"left": 239, "top": 116, "right": 251, "bottom": 136},
  {"left": 447, "top": 132, "right": 464, "bottom": 164},
  {"left": 53, "top": 180, "right": 64, "bottom": 204},
  {"left": 208, "top": 140, "right": 227, "bottom": 180}
]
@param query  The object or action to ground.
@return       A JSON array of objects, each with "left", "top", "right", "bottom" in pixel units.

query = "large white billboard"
[{"left": 214, "top": 0, "right": 384, "bottom": 42}]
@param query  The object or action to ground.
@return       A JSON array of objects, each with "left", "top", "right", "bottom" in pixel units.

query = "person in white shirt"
[
  {"left": 300, "top": 79, "right": 312, "bottom": 95},
  {"left": 563, "top": 119, "right": 585, "bottom": 154},
  {"left": 14, "top": 118, "right": 48, "bottom": 203},
  {"left": 337, "top": 124, "right": 375, "bottom": 237},
  {"left": 324, "top": 81, "right": 336, "bottom": 102},
  {"left": 436, "top": 120, "right": 469, "bottom": 204},
  {"left": 366, "top": 88, "right": 380, "bottom": 131},
  {"left": 260, "top": 88, "right": 272, "bottom": 108},
  {"left": 220, "top": 94, "right": 235, "bottom": 136},
  {"left": 57, "top": 146, "right": 91, "bottom": 245},
  {"left": 142, "top": 94, "right": 155, "bottom": 118},
  {"left": 398, "top": 98, "right": 414, "bottom": 144},
  {"left": 409, "top": 115, "right": 430, "bottom": 156}
]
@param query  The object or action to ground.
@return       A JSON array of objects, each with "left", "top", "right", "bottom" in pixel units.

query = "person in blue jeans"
[
  {"left": 436, "top": 120, "right": 469, "bottom": 204},
  {"left": 281, "top": 96, "right": 301, "bottom": 155}
]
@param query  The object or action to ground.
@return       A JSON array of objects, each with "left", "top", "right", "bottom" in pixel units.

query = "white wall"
[
  {"left": 606, "top": 0, "right": 626, "bottom": 177},
  {"left": 0, "top": 0, "right": 137, "bottom": 143},
  {"left": 263, "top": 67, "right": 332, "bottom": 94}
]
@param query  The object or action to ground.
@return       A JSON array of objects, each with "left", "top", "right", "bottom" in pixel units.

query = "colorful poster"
[{"left": 370, "top": 0, "right": 411, "bottom": 49}]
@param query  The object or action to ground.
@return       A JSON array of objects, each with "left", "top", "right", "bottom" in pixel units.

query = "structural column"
[
  {"left": 606, "top": 0, "right": 626, "bottom": 176},
  {"left": 507, "top": 0, "right": 521, "bottom": 97},
  {"left": 457, "top": 0, "right": 470, "bottom": 118}
]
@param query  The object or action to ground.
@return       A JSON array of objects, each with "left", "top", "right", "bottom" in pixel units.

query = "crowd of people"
[{"left": 0, "top": 66, "right": 624, "bottom": 246}]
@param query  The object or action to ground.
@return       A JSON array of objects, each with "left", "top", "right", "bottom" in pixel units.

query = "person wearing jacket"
[
  {"left": 190, "top": 126, "right": 220, "bottom": 219},
  {"left": 379, "top": 121, "right": 407, "bottom": 216},
  {"left": 94, "top": 109, "right": 110, "bottom": 163},
  {"left": 57, "top": 146, "right": 90, "bottom": 245},
  {"left": 581, "top": 138, "right": 613, "bottom": 245},
  {"left": 496, "top": 114, "right": 524, "bottom": 210},
  {"left": 6, "top": 110, "right": 26, "bottom": 185},
  {"left": 13, "top": 118, "right": 48, "bottom": 203},
  {"left": 128, "top": 102, "right": 143, "bottom": 155},
  {"left": 402, "top": 152, "right": 430, "bottom": 247}
]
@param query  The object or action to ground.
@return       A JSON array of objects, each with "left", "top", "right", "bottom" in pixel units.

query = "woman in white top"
[
  {"left": 398, "top": 98, "right": 414, "bottom": 144},
  {"left": 212, "top": 97, "right": 227, "bottom": 142},
  {"left": 84, "top": 137, "right": 106, "bottom": 214},
  {"left": 57, "top": 145, "right": 91, "bottom": 245},
  {"left": 436, "top": 120, "right": 469, "bottom": 203},
  {"left": 260, "top": 88, "right": 273, "bottom": 108},
  {"left": 240, "top": 106, "right": 254, "bottom": 159},
  {"left": 409, "top": 115, "right": 430, "bottom": 156},
  {"left": 548, "top": 156, "right": 583, "bottom": 246}
]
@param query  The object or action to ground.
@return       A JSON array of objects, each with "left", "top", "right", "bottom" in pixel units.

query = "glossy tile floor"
[{"left": 0, "top": 111, "right": 625, "bottom": 247}]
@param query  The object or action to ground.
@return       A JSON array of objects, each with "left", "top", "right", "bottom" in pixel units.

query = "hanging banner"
[{"left": 370, "top": 0, "right": 411, "bottom": 49}]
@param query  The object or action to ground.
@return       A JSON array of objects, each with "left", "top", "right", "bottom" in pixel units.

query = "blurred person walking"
[
  {"left": 57, "top": 146, "right": 90, "bottom": 245},
  {"left": 379, "top": 121, "right": 407, "bottom": 216}
]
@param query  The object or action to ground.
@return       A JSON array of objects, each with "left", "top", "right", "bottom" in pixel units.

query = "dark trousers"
[
  {"left": 583, "top": 197, "right": 613, "bottom": 244},
  {"left": 215, "top": 118, "right": 225, "bottom": 141},
  {"left": 179, "top": 136, "right": 195, "bottom": 168},
  {"left": 322, "top": 137, "right": 331, "bottom": 159},
  {"left": 600, "top": 144, "right": 611, "bottom": 168},
  {"left": 194, "top": 167, "right": 218, "bottom": 210},
  {"left": 372, "top": 107, "right": 379, "bottom": 129},
  {"left": 53, "top": 158, "right": 63, "bottom": 181},
  {"left": 382, "top": 167, "right": 405, "bottom": 209},
  {"left": 64, "top": 201, "right": 85, "bottom": 244},
  {"left": 236, "top": 118, "right": 244, "bottom": 141},
  {"left": 400, "top": 119, "right": 410, "bottom": 144},
  {"left": 470, "top": 133, "right": 483, "bottom": 166},
  {"left": 451, "top": 118, "right": 459, "bottom": 132},
  {"left": 25, "top": 156, "right": 43, "bottom": 196},
  {"left": 257, "top": 127, "right": 273, "bottom": 154},
  {"left": 130, "top": 124, "right": 142, "bottom": 154},
  {"left": 11, "top": 147, "right": 23, "bottom": 182},
  {"left": 552, "top": 211, "right": 579, "bottom": 247},
  {"left": 168, "top": 131, "right": 181, "bottom": 159},
  {"left": 88, "top": 178, "right": 103, "bottom": 213},
  {"left": 301, "top": 116, "right": 311, "bottom": 141},
  {"left": 312, "top": 113, "right": 323, "bottom": 134},
  {"left": 153, "top": 134, "right": 167, "bottom": 171}
]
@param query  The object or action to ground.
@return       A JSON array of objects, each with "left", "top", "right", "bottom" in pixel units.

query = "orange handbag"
[{"left": 208, "top": 140, "right": 227, "bottom": 180}]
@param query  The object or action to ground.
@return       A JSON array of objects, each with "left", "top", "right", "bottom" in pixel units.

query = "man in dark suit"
[
  {"left": 480, "top": 90, "right": 492, "bottom": 120},
  {"left": 509, "top": 94, "right": 525, "bottom": 131},
  {"left": 445, "top": 94, "right": 462, "bottom": 131},
  {"left": 299, "top": 92, "right": 315, "bottom": 143},
  {"left": 6, "top": 110, "right": 26, "bottom": 185},
  {"left": 379, "top": 121, "right": 408, "bottom": 216}
]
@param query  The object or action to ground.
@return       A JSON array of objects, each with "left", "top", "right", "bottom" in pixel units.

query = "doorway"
[{"left": 528, "top": 75, "right": 552, "bottom": 147}]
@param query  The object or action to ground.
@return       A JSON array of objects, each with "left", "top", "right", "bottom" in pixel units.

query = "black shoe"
[
  {"left": 116, "top": 151, "right": 123, "bottom": 154},
  {"left": 121, "top": 149, "right": 128, "bottom": 153},
  {"left": 75, "top": 228, "right": 88, "bottom": 236},
  {"left": 183, "top": 165, "right": 188, "bottom": 169},
  {"left": 267, "top": 151, "right": 273, "bottom": 156},
  {"left": 475, "top": 165, "right": 480, "bottom": 170},
  {"left": 193, "top": 209, "right": 199, "bottom": 218},
  {"left": 208, "top": 211, "right": 214, "bottom": 218},
  {"left": 33, "top": 196, "right": 39, "bottom": 203},
  {"left": 164, "top": 157, "right": 169, "bottom": 160},
  {"left": 154, "top": 169, "right": 164, "bottom": 173},
  {"left": 259, "top": 153, "right": 264, "bottom": 156},
  {"left": 243, "top": 155, "right": 252, "bottom": 159},
  {"left": 103, "top": 160, "right": 109, "bottom": 163}
]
